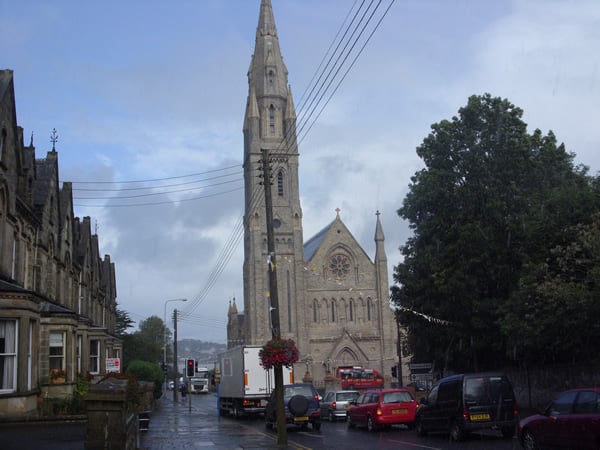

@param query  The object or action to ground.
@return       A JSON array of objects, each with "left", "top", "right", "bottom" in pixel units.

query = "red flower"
[{"left": 259, "top": 338, "right": 299, "bottom": 370}]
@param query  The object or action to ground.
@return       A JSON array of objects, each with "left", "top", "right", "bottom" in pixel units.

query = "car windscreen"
[
  {"left": 284, "top": 385, "right": 314, "bottom": 397},
  {"left": 382, "top": 391, "right": 413, "bottom": 404},
  {"left": 464, "top": 376, "right": 513, "bottom": 404},
  {"left": 337, "top": 392, "right": 359, "bottom": 401}
]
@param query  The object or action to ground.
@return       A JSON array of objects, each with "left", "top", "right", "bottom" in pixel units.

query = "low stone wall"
[
  {"left": 85, "top": 378, "right": 154, "bottom": 450},
  {"left": 505, "top": 363, "right": 600, "bottom": 410}
]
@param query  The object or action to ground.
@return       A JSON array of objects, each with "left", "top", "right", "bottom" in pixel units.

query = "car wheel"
[
  {"left": 347, "top": 416, "right": 355, "bottom": 429},
  {"left": 367, "top": 416, "right": 377, "bottom": 432},
  {"left": 449, "top": 421, "right": 464, "bottom": 442},
  {"left": 415, "top": 417, "right": 427, "bottom": 436},
  {"left": 328, "top": 410, "right": 335, "bottom": 422},
  {"left": 501, "top": 425, "right": 515, "bottom": 439},
  {"left": 288, "top": 395, "right": 309, "bottom": 416},
  {"left": 522, "top": 430, "right": 538, "bottom": 450}
]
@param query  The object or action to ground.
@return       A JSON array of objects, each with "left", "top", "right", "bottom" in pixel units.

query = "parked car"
[
  {"left": 321, "top": 390, "right": 359, "bottom": 421},
  {"left": 347, "top": 388, "right": 418, "bottom": 431},
  {"left": 264, "top": 383, "right": 321, "bottom": 431},
  {"left": 518, "top": 387, "right": 600, "bottom": 450},
  {"left": 415, "top": 372, "right": 518, "bottom": 441}
]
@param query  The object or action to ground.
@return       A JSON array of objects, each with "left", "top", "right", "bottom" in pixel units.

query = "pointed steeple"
[
  {"left": 285, "top": 85, "right": 296, "bottom": 120},
  {"left": 257, "top": 0, "right": 277, "bottom": 39},
  {"left": 248, "top": 0, "right": 289, "bottom": 101},
  {"left": 374, "top": 210, "right": 387, "bottom": 262},
  {"left": 375, "top": 210, "right": 385, "bottom": 242}
]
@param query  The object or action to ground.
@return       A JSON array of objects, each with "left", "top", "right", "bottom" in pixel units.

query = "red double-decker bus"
[{"left": 337, "top": 366, "right": 384, "bottom": 389}]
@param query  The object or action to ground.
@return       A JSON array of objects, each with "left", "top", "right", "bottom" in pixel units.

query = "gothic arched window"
[
  {"left": 277, "top": 171, "right": 284, "bottom": 196},
  {"left": 367, "top": 298, "right": 372, "bottom": 321},
  {"left": 349, "top": 300, "right": 354, "bottom": 322},
  {"left": 0, "top": 128, "right": 6, "bottom": 163},
  {"left": 331, "top": 300, "right": 336, "bottom": 322},
  {"left": 268, "top": 70, "right": 275, "bottom": 89},
  {"left": 269, "top": 105, "right": 275, "bottom": 135},
  {"left": 313, "top": 300, "right": 318, "bottom": 322}
]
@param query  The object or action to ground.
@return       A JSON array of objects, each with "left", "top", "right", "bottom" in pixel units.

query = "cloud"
[{"left": 3, "top": 0, "right": 599, "bottom": 342}]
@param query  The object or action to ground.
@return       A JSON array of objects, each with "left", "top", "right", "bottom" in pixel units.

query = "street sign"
[{"left": 408, "top": 363, "right": 432, "bottom": 370}]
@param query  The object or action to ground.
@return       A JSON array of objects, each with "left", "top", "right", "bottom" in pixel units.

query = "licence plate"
[
  {"left": 392, "top": 408, "right": 408, "bottom": 414},
  {"left": 470, "top": 413, "right": 491, "bottom": 421},
  {"left": 294, "top": 416, "right": 309, "bottom": 422}
]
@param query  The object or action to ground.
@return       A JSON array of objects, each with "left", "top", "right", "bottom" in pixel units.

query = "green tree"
[
  {"left": 115, "top": 308, "right": 135, "bottom": 336},
  {"left": 500, "top": 214, "right": 600, "bottom": 363},
  {"left": 122, "top": 315, "right": 166, "bottom": 369},
  {"left": 392, "top": 93, "right": 598, "bottom": 372}
]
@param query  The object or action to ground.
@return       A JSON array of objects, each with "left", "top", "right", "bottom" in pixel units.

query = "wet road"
[{"left": 0, "top": 393, "right": 526, "bottom": 449}]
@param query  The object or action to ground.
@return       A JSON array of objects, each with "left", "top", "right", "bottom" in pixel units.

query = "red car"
[
  {"left": 347, "top": 388, "right": 418, "bottom": 431},
  {"left": 518, "top": 387, "right": 600, "bottom": 449}
]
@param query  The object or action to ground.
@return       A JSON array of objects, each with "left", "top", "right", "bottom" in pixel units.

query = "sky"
[{"left": 2, "top": 0, "right": 599, "bottom": 344}]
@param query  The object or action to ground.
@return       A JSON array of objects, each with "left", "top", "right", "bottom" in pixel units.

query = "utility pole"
[
  {"left": 261, "top": 148, "right": 287, "bottom": 447},
  {"left": 173, "top": 309, "right": 179, "bottom": 402},
  {"left": 396, "top": 312, "right": 403, "bottom": 387}
]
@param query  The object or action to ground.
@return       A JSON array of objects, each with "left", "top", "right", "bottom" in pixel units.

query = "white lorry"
[
  {"left": 189, "top": 367, "right": 210, "bottom": 394},
  {"left": 217, "top": 345, "right": 294, "bottom": 417}
]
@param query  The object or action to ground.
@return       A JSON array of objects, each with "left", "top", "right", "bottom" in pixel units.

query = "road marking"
[{"left": 387, "top": 439, "right": 441, "bottom": 450}]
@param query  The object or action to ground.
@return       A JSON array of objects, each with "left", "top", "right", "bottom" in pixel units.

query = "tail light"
[
  {"left": 376, "top": 407, "right": 382, "bottom": 416},
  {"left": 314, "top": 394, "right": 319, "bottom": 402},
  {"left": 513, "top": 402, "right": 519, "bottom": 417},
  {"left": 332, "top": 401, "right": 337, "bottom": 409},
  {"left": 462, "top": 406, "right": 469, "bottom": 420}
]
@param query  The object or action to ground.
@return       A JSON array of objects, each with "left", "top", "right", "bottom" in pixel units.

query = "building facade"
[
  {"left": 229, "top": 0, "right": 398, "bottom": 387},
  {"left": 0, "top": 69, "right": 120, "bottom": 418}
]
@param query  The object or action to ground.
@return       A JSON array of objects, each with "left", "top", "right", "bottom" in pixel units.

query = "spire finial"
[
  {"left": 50, "top": 128, "right": 58, "bottom": 151},
  {"left": 335, "top": 208, "right": 341, "bottom": 218}
]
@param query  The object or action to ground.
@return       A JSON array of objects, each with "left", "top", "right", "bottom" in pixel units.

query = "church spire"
[
  {"left": 257, "top": 0, "right": 277, "bottom": 39},
  {"left": 375, "top": 210, "right": 387, "bottom": 262},
  {"left": 248, "top": 0, "right": 289, "bottom": 101}
]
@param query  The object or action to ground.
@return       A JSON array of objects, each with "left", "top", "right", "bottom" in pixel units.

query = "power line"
[
  {"left": 71, "top": 164, "right": 240, "bottom": 184},
  {"left": 181, "top": 1, "right": 395, "bottom": 318},
  {"left": 74, "top": 186, "right": 243, "bottom": 208}
]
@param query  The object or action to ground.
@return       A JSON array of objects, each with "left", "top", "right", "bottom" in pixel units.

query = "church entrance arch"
[{"left": 334, "top": 347, "right": 360, "bottom": 374}]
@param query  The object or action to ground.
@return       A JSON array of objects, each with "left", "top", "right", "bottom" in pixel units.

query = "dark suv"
[
  {"left": 265, "top": 383, "right": 321, "bottom": 431},
  {"left": 415, "top": 372, "right": 518, "bottom": 441}
]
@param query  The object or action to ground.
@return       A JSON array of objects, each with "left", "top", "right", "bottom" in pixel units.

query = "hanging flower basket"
[{"left": 259, "top": 338, "right": 299, "bottom": 370}]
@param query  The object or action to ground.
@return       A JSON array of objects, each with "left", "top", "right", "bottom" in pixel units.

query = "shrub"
[{"left": 125, "top": 360, "right": 164, "bottom": 399}]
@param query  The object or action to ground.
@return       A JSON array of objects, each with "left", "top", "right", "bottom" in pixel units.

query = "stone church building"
[{"left": 227, "top": 0, "right": 398, "bottom": 387}]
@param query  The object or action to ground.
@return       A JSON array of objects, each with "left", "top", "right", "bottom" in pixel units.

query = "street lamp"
[{"left": 163, "top": 298, "right": 187, "bottom": 393}]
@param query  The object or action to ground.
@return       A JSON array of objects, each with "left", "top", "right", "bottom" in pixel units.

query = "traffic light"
[
  {"left": 391, "top": 366, "right": 398, "bottom": 378},
  {"left": 186, "top": 359, "right": 195, "bottom": 377}
]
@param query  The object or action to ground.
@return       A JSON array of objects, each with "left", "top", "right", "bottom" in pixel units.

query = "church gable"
[{"left": 304, "top": 211, "right": 373, "bottom": 288}]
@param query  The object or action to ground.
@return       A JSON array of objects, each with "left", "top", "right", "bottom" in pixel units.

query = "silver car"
[{"left": 320, "top": 390, "right": 360, "bottom": 421}]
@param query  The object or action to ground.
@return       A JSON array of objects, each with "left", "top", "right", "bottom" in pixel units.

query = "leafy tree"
[
  {"left": 115, "top": 308, "right": 135, "bottom": 336},
  {"left": 500, "top": 214, "right": 600, "bottom": 363},
  {"left": 122, "top": 315, "right": 166, "bottom": 369},
  {"left": 392, "top": 93, "right": 598, "bottom": 373}
]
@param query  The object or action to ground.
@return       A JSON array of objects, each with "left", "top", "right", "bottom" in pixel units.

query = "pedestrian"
[{"left": 180, "top": 382, "right": 187, "bottom": 398}]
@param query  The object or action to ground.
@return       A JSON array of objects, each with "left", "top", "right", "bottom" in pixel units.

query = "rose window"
[{"left": 329, "top": 254, "right": 351, "bottom": 277}]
